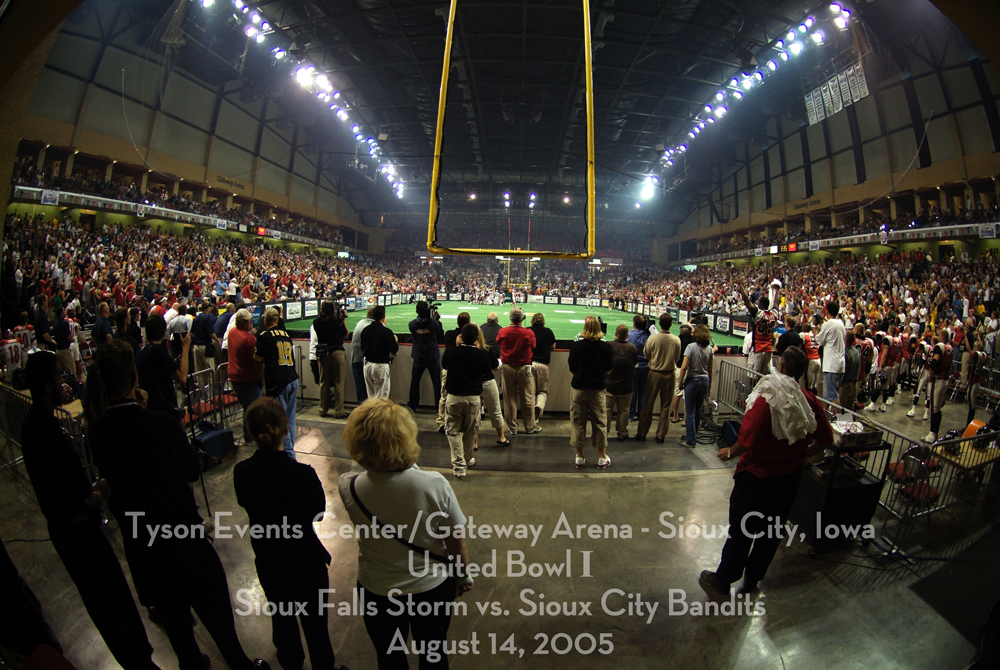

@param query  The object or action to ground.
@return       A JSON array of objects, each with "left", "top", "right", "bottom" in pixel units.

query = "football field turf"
[{"left": 286, "top": 302, "right": 745, "bottom": 346}]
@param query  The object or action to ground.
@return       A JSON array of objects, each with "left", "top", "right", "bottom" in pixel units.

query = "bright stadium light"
[
  {"left": 272, "top": 48, "right": 285, "bottom": 59},
  {"left": 730, "top": 78, "right": 739, "bottom": 87},
  {"left": 201, "top": 0, "right": 214, "bottom": 7},
  {"left": 641, "top": 183, "right": 655, "bottom": 200},
  {"left": 635, "top": 202, "right": 641, "bottom": 208},
  {"left": 810, "top": 31, "right": 824, "bottom": 44},
  {"left": 766, "top": 60, "right": 777, "bottom": 71},
  {"left": 530, "top": 193, "right": 536, "bottom": 200},
  {"left": 805, "top": 16, "right": 815, "bottom": 27},
  {"left": 529, "top": 202, "right": 535, "bottom": 208},
  {"left": 714, "top": 105, "right": 727, "bottom": 117},
  {"left": 789, "top": 42, "right": 804, "bottom": 55},
  {"left": 295, "top": 66, "right": 314, "bottom": 86},
  {"left": 316, "top": 74, "right": 332, "bottom": 91},
  {"left": 255, "top": 33, "right": 265, "bottom": 43},
  {"left": 563, "top": 196, "right": 571, "bottom": 204},
  {"left": 830, "top": 2, "right": 842, "bottom": 11},
  {"left": 704, "top": 105, "right": 713, "bottom": 113},
  {"left": 776, "top": 39, "right": 784, "bottom": 48},
  {"left": 741, "top": 77, "right": 753, "bottom": 90},
  {"left": 251, "top": 12, "right": 261, "bottom": 23},
  {"left": 666, "top": 159, "right": 674, "bottom": 166},
  {"left": 233, "top": 0, "right": 244, "bottom": 8},
  {"left": 688, "top": 131, "right": 696, "bottom": 138},
  {"left": 469, "top": 193, "right": 476, "bottom": 200},
  {"left": 504, "top": 201, "right": 510, "bottom": 208},
  {"left": 706, "top": 117, "right": 715, "bottom": 124},
  {"left": 261, "top": 22, "right": 270, "bottom": 31},
  {"left": 787, "top": 30, "right": 795, "bottom": 40},
  {"left": 355, "top": 134, "right": 363, "bottom": 141},
  {"left": 715, "top": 91, "right": 725, "bottom": 101},
  {"left": 678, "top": 144, "right": 687, "bottom": 152},
  {"left": 733, "top": 90, "right": 743, "bottom": 100},
  {"left": 351, "top": 124, "right": 360, "bottom": 133},
  {"left": 245, "top": 25, "right": 258, "bottom": 37},
  {"left": 504, "top": 191, "right": 510, "bottom": 199},
  {"left": 779, "top": 51, "right": 789, "bottom": 61},
  {"left": 834, "top": 16, "right": 848, "bottom": 29}
]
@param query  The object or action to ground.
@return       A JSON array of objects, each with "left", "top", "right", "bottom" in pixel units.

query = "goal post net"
[{"left": 426, "top": 0, "right": 596, "bottom": 260}]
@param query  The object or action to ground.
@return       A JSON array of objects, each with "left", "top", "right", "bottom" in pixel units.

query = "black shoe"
[
  {"left": 735, "top": 581, "right": 759, "bottom": 597},
  {"left": 633, "top": 435, "right": 645, "bottom": 441},
  {"left": 200, "top": 654, "right": 210, "bottom": 670},
  {"left": 438, "top": 425, "right": 445, "bottom": 434},
  {"left": 251, "top": 661, "right": 271, "bottom": 670},
  {"left": 534, "top": 406, "right": 541, "bottom": 421},
  {"left": 655, "top": 437, "right": 665, "bottom": 444},
  {"left": 698, "top": 570, "right": 731, "bottom": 603}
]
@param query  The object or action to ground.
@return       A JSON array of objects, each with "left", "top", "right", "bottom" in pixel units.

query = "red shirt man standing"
[{"left": 497, "top": 307, "right": 539, "bottom": 435}]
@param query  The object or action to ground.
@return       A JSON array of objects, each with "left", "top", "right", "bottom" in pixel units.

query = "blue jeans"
[
  {"left": 352, "top": 360, "right": 368, "bottom": 404},
  {"left": 275, "top": 379, "right": 298, "bottom": 460},
  {"left": 630, "top": 367, "right": 649, "bottom": 418},
  {"left": 231, "top": 380, "right": 262, "bottom": 441},
  {"left": 684, "top": 377, "right": 710, "bottom": 446},
  {"left": 823, "top": 372, "right": 843, "bottom": 404}
]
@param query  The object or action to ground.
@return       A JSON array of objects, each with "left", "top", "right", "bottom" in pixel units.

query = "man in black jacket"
[
  {"left": 22, "top": 351, "right": 160, "bottom": 670},
  {"left": 88, "top": 340, "right": 269, "bottom": 670},
  {"left": 407, "top": 301, "right": 444, "bottom": 411},
  {"left": 360, "top": 305, "right": 398, "bottom": 399},
  {"left": 441, "top": 323, "right": 495, "bottom": 479},
  {"left": 437, "top": 312, "right": 472, "bottom": 432}
]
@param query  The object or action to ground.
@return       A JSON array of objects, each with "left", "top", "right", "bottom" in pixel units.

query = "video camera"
[
  {"left": 427, "top": 301, "right": 442, "bottom": 320},
  {"left": 689, "top": 312, "right": 709, "bottom": 327}
]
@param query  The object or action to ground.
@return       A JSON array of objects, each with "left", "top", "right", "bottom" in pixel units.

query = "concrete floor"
[{"left": 0, "top": 390, "right": 994, "bottom": 670}]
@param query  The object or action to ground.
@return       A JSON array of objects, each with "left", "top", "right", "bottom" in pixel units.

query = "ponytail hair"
[{"left": 245, "top": 397, "right": 289, "bottom": 452}]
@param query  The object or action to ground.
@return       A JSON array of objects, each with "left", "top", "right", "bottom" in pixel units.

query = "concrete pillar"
[
  {"left": 64, "top": 152, "right": 75, "bottom": 177},
  {"left": 889, "top": 196, "right": 898, "bottom": 221},
  {"left": 804, "top": 214, "right": 816, "bottom": 234},
  {"left": 36, "top": 146, "right": 46, "bottom": 171},
  {"left": 170, "top": 181, "right": 179, "bottom": 196},
  {"left": 140, "top": 171, "right": 149, "bottom": 192},
  {"left": 938, "top": 187, "right": 949, "bottom": 216},
  {"left": 830, "top": 211, "right": 841, "bottom": 229},
  {"left": 105, "top": 162, "right": 114, "bottom": 181}
]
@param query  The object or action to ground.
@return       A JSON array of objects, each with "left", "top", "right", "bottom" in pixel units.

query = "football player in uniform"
[
  {"left": 738, "top": 281, "right": 777, "bottom": 377},
  {"left": 871, "top": 326, "right": 903, "bottom": 412},
  {"left": 967, "top": 339, "right": 987, "bottom": 427},
  {"left": 801, "top": 322, "right": 822, "bottom": 395},
  {"left": 1, "top": 329, "right": 26, "bottom": 377},
  {"left": 13, "top": 312, "right": 36, "bottom": 350},
  {"left": 853, "top": 325, "right": 874, "bottom": 411},
  {"left": 921, "top": 327, "right": 954, "bottom": 444}
]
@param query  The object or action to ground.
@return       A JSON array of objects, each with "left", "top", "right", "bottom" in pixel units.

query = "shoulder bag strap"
[{"left": 349, "top": 475, "right": 450, "bottom": 564}]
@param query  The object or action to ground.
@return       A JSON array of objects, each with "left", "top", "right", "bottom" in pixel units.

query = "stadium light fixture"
[
  {"left": 469, "top": 193, "right": 476, "bottom": 200},
  {"left": 316, "top": 75, "right": 332, "bottom": 91},
  {"left": 810, "top": 31, "right": 824, "bottom": 44},
  {"left": 233, "top": 0, "right": 244, "bottom": 8},
  {"left": 351, "top": 125, "right": 360, "bottom": 133},
  {"left": 333, "top": 91, "right": 340, "bottom": 99},
  {"left": 504, "top": 191, "right": 510, "bottom": 199},
  {"left": 776, "top": 39, "right": 784, "bottom": 48},
  {"left": 834, "top": 16, "right": 848, "bottom": 29},
  {"left": 779, "top": 51, "right": 789, "bottom": 61},
  {"left": 752, "top": 72, "right": 763, "bottom": 83},
  {"left": 730, "top": 78, "right": 739, "bottom": 87},
  {"left": 688, "top": 131, "right": 695, "bottom": 138},
  {"left": 251, "top": 12, "right": 261, "bottom": 23},
  {"left": 704, "top": 105, "right": 713, "bottom": 113},
  {"left": 641, "top": 183, "right": 655, "bottom": 200},
  {"left": 830, "top": 2, "right": 842, "bottom": 11},
  {"left": 706, "top": 117, "right": 715, "bottom": 124},
  {"left": 678, "top": 144, "right": 687, "bottom": 152},
  {"left": 255, "top": 33, "right": 265, "bottom": 43},
  {"left": 733, "top": 90, "right": 743, "bottom": 100},
  {"left": 715, "top": 91, "right": 725, "bottom": 101},
  {"left": 741, "top": 77, "right": 753, "bottom": 90},
  {"left": 563, "top": 196, "right": 571, "bottom": 204},
  {"left": 295, "top": 66, "right": 314, "bottom": 86},
  {"left": 789, "top": 42, "right": 804, "bottom": 55},
  {"left": 787, "top": 30, "right": 795, "bottom": 40},
  {"left": 201, "top": 0, "right": 214, "bottom": 7},
  {"left": 245, "top": 25, "right": 258, "bottom": 37},
  {"left": 261, "top": 22, "right": 269, "bottom": 31},
  {"left": 504, "top": 201, "right": 510, "bottom": 208},
  {"left": 272, "top": 48, "right": 285, "bottom": 59},
  {"left": 714, "top": 106, "right": 727, "bottom": 118},
  {"left": 529, "top": 193, "right": 536, "bottom": 200},
  {"left": 635, "top": 202, "right": 641, "bottom": 208},
  {"left": 766, "top": 60, "right": 777, "bottom": 71},
  {"left": 805, "top": 16, "right": 815, "bottom": 27},
  {"left": 666, "top": 159, "right": 674, "bottom": 166}
]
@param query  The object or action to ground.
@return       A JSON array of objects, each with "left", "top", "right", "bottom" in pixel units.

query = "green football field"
[{"left": 286, "top": 302, "right": 745, "bottom": 345}]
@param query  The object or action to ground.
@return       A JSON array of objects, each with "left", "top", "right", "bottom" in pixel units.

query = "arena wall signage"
[
  {"left": 303, "top": 300, "right": 319, "bottom": 318},
  {"left": 732, "top": 319, "right": 749, "bottom": 337},
  {"left": 980, "top": 223, "right": 996, "bottom": 239},
  {"left": 545, "top": 296, "right": 559, "bottom": 304},
  {"left": 285, "top": 302, "right": 303, "bottom": 320},
  {"left": 716, "top": 316, "right": 730, "bottom": 334}
]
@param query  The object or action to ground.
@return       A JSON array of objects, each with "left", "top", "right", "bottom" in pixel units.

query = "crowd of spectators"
[{"left": 11, "top": 157, "right": 344, "bottom": 246}]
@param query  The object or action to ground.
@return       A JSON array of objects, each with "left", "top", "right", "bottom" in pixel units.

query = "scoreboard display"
[{"left": 779, "top": 242, "right": 798, "bottom": 253}]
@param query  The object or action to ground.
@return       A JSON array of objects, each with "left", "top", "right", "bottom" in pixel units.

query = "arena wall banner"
[
  {"left": 716, "top": 315, "right": 731, "bottom": 335},
  {"left": 437, "top": 292, "right": 448, "bottom": 301},
  {"left": 560, "top": 297, "right": 574, "bottom": 305},
  {"left": 402, "top": 294, "right": 413, "bottom": 303},
  {"left": 679, "top": 310, "right": 689, "bottom": 324},
  {"left": 40, "top": 190, "right": 59, "bottom": 205},
  {"left": 448, "top": 293, "right": 462, "bottom": 301},
  {"left": 364, "top": 296, "right": 376, "bottom": 308},
  {"left": 304, "top": 300, "right": 319, "bottom": 318},
  {"left": 391, "top": 294, "right": 401, "bottom": 305},
  {"left": 981, "top": 223, "right": 996, "bottom": 239},
  {"left": 731, "top": 318, "right": 749, "bottom": 337},
  {"left": 215, "top": 219, "right": 227, "bottom": 230},
  {"left": 377, "top": 295, "right": 386, "bottom": 306},
  {"left": 250, "top": 305, "right": 263, "bottom": 329},
  {"left": 545, "top": 296, "right": 559, "bottom": 304},
  {"left": 285, "top": 302, "right": 303, "bottom": 321},
  {"left": 809, "top": 240, "right": 820, "bottom": 251},
  {"left": 704, "top": 314, "right": 715, "bottom": 331},
  {"left": 527, "top": 295, "right": 544, "bottom": 304}
]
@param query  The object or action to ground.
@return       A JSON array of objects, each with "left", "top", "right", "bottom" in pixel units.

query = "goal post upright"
[{"left": 426, "top": 0, "right": 596, "bottom": 260}]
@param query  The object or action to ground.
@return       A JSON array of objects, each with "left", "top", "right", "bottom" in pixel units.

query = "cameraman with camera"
[
  {"left": 408, "top": 301, "right": 445, "bottom": 411},
  {"left": 627, "top": 314, "right": 655, "bottom": 421}
]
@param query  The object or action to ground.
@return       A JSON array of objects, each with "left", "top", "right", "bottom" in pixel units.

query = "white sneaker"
[
  {"left": 886, "top": 397, "right": 894, "bottom": 406},
  {"left": 468, "top": 458, "right": 476, "bottom": 467},
  {"left": 923, "top": 409, "right": 929, "bottom": 421},
  {"left": 906, "top": 407, "right": 915, "bottom": 417},
  {"left": 574, "top": 456, "right": 586, "bottom": 468},
  {"left": 598, "top": 455, "right": 611, "bottom": 469},
  {"left": 865, "top": 402, "right": 876, "bottom": 412},
  {"left": 879, "top": 403, "right": 886, "bottom": 412},
  {"left": 922, "top": 431, "right": 937, "bottom": 444}
]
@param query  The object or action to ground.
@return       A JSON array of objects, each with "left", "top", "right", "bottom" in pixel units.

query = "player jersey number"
[{"left": 277, "top": 341, "right": 294, "bottom": 366}]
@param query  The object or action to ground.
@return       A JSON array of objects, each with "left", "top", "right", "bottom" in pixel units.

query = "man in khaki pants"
[
  {"left": 442, "top": 324, "right": 495, "bottom": 479},
  {"left": 635, "top": 313, "right": 681, "bottom": 443},
  {"left": 497, "top": 308, "right": 539, "bottom": 434}
]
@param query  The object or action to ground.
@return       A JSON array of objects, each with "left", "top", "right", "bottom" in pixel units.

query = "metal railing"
[{"left": 0, "top": 385, "right": 94, "bottom": 481}]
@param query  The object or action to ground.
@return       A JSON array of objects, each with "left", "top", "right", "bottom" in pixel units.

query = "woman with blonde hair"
[
  {"left": 234, "top": 397, "right": 340, "bottom": 670},
  {"left": 567, "top": 316, "right": 614, "bottom": 468},
  {"left": 338, "top": 398, "right": 473, "bottom": 667},
  {"left": 676, "top": 324, "right": 714, "bottom": 447}
]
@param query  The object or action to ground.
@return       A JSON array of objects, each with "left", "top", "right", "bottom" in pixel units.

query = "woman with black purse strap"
[{"left": 339, "top": 398, "right": 473, "bottom": 669}]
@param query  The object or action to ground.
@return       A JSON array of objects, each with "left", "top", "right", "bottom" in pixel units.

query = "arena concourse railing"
[
  {"left": 714, "top": 359, "right": 1000, "bottom": 552},
  {"left": 0, "top": 385, "right": 94, "bottom": 481}
]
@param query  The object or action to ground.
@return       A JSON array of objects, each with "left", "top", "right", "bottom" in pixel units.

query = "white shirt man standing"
[{"left": 815, "top": 300, "right": 846, "bottom": 405}]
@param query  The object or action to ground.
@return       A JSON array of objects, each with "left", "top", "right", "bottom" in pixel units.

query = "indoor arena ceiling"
[{"left": 114, "top": 0, "right": 950, "bottom": 227}]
